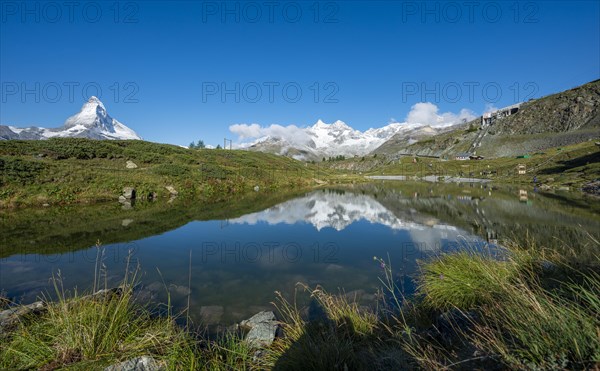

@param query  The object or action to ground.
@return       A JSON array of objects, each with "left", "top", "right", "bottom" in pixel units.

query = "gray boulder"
[
  {"left": 240, "top": 311, "right": 279, "bottom": 347},
  {"left": 104, "top": 356, "right": 162, "bottom": 371},
  {"left": 0, "top": 301, "right": 46, "bottom": 336}
]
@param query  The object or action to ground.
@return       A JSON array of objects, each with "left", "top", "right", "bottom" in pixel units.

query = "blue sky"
[{"left": 1, "top": 0, "right": 599, "bottom": 146}]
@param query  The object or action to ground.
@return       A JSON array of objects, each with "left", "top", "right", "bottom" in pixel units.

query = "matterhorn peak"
[
  {"left": 0, "top": 96, "right": 141, "bottom": 141},
  {"left": 88, "top": 96, "right": 102, "bottom": 104},
  {"left": 83, "top": 96, "right": 106, "bottom": 110}
]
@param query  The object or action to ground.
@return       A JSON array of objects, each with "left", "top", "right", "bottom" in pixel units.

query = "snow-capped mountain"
[
  {"left": 0, "top": 97, "right": 141, "bottom": 140},
  {"left": 244, "top": 119, "right": 455, "bottom": 160}
]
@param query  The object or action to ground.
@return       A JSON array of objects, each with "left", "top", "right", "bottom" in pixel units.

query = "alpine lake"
[{"left": 2, "top": 181, "right": 599, "bottom": 331}]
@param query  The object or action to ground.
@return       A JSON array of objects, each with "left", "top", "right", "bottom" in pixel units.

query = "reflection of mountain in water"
[
  {"left": 232, "top": 190, "right": 452, "bottom": 232},
  {"left": 231, "top": 190, "right": 468, "bottom": 251}
]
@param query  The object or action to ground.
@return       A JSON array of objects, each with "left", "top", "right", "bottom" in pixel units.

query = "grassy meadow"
[{"left": 0, "top": 138, "right": 358, "bottom": 208}]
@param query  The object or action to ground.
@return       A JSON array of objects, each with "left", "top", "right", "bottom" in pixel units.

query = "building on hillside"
[
  {"left": 469, "top": 155, "right": 484, "bottom": 160},
  {"left": 481, "top": 103, "right": 523, "bottom": 127},
  {"left": 519, "top": 189, "right": 528, "bottom": 202},
  {"left": 455, "top": 153, "right": 472, "bottom": 161},
  {"left": 517, "top": 164, "right": 526, "bottom": 175}
]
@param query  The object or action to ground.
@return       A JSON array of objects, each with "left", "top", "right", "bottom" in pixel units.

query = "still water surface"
[{"left": 1, "top": 182, "right": 598, "bottom": 326}]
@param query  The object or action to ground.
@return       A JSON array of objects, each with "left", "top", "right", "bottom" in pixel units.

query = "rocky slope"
[{"left": 373, "top": 79, "right": 600, "bottom": 158}]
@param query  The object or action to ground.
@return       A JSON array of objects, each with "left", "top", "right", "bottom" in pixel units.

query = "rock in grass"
[
  {"left": 240, "top": 311, "right": 279, "bottom": 347},
  {"left": 125, "top": 160, "right": 138, "bottom": 169},
  {"left": 165, "top": 186, "right": 178, "bottom": 196},
  {"left": 582, "top": 180, "right": 600, "bottom": 195},
  {"left": 103, "top": 356, "right": 162, "bottom": 371}
]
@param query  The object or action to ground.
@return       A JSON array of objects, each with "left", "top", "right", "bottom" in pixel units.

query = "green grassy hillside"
[
  {"left": 0, "top": 138, "right": 339, "bottom": 208},
  {"left": 323, "top": 141, "right": 600, "bottom": 192}
]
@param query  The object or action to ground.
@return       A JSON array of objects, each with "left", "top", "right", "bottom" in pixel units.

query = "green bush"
[
  {"left": 0, "top": 157, "right": 46, "bottom": 185},
  {"left": 152, "top": 163, "right": 191, "bottom": 177}
]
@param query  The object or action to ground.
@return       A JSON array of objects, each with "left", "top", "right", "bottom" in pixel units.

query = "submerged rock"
[
  {"left": 240, "top": 311, "right": 279, "bottom": 347},
  {"left": 199, "top": 305, "right": 224, "bottom": 325}
]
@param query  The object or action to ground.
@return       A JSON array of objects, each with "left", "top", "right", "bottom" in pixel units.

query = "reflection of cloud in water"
[
  {"left": 0, "top": 260, "right": 37, "bottom": 274},
  {"left": 231, "top": 191, "right": 467, "bottom": 251}
]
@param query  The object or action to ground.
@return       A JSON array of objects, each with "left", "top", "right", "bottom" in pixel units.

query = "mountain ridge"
[
  {"left": 244, "top": 119, "right": 460, "bottom": 160},
  {"left": 0, "top": 97, "right": 141, "bottom": 141}
]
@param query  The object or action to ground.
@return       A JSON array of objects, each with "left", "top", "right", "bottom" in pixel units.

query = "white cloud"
[
  {"left": 404, "top": 102, "right": 477, "bottom": 127},
  {"left": 229, "top": 123, "right": 312, "bottom": 147}
]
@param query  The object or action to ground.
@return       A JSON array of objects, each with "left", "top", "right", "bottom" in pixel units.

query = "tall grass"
[
  {"left": 413, "top": 239, "right": 600, "bottom": 369},
  {"left": 471, "top": 272, "right": 600, "bottom": 369},
  {"left": 203, "top": 332, "right": 254, "bottom": 370},
  {"left": 0, "top": 252, "right": 198, "bottom": 370}
]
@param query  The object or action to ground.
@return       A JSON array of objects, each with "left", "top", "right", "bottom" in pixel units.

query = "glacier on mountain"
[{"left": 236, "top": 118, "right": 454, "bottom": 159}]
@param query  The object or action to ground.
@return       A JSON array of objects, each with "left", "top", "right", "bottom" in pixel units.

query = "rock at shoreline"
[
  {"left": 122, "top": 187, "right": 136, "bottom": 200},
  {"left": 240, "top": 311, "right": 279, "bottom": 347},
  {"left": 0, "top": 301, "right": 46, "bottom": 336},
  {"left": 104, "top": 356, "right": 162, "bottom": 371}
]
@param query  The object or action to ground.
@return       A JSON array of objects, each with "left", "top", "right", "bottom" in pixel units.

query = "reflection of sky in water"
[{"left": 0, "top": 190, "right": 483, "bottom": 325}]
